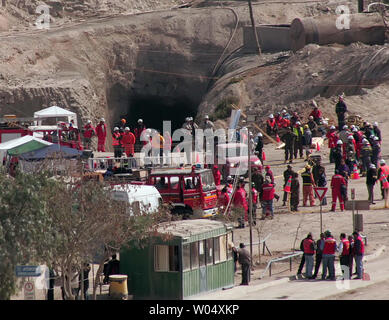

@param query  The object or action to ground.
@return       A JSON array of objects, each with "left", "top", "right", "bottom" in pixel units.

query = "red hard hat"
[{"left": 265, "top": 165, "right": 270, "bottom": 169}]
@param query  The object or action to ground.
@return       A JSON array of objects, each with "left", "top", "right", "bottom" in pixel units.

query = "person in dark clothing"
[
  {"left": 333, "top": 141, "right": 344, "bottom": 171},
  {"left": 281, "top": 127, "right": 296, "bottom": 164},
  {"left": 47, "top": 269, "right": 56, "bottom": 300},
  {"left": 312, "top": 160, "right": 325, "bottom": 186},
  {"left": 371, "top": 137, "right": 381, "bottom": 168},
  {"left": 251, "top": 167, "right": 264, "bottom": 193},
  {"left": 237, "top": 243, "right": 251, "bottom": 285},
  {"left": 366, "top": 163, "right": 377, "bottom": 204},
  {"left": 338, "top": 158, "right": 351, "bottom": 181},
  {"left": 290, "top": 172, "right": 300, "bottom": 212},
  {"left": 297, "top": 236, "right": 308, "bottom": 278},
  {"left": 293, "top": 122, "right": 304, "bottom": 159},
  {"left": 255, "top": 133, "right": 264, "bottom": 164},
  {"left": 78, "top": 263, "right": 91, "bottom": 300},
  {"left": 317, "top": 167, "right": 327, "bottom": 205},
  {"left": 335, "top": 94, "right": 348, "bottom": 129},
  {"left": 307, "top": 116, "right": 318, "bottom": 136},
  {"left": 312, "top": 233, "right": 325, "bottom": 279},
  {"left": 104, "top": 254, "right": 120, "bottom": 284},
  {"left": 282, "top": 165, "right": 295, "bottom": 206}
]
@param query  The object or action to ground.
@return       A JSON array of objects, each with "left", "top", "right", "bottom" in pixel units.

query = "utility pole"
[
  {"left": 248, "top": 0, "right": 261, "bottom": 56},
  {"left": 248, "top": 128, "right": 253, "bottom": 267}
]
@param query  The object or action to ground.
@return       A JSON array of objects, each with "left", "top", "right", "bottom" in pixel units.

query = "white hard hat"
[
  {"left": 374, "top": 122, "right": 378, "bottom": 126},
  {"left": 362, "top": 139, "right": 368, "bottom": 144},
  {"left": 380, "top": 159, "right": 386, "bottom": 165},
  {"left": 296, "top": 121, "right": 301, "bottom": 125},
  {"left": 309, "top": 116, "right": 314, "bottom": 120},
  {"left": 138, "top": 119, "right": 143, "bottom": 123},
  {"left": 370, "top": 164, "right": 376, "bottom": 169},
  {"left": 269, "top": 114, "right": 274, "bottom": 119},
  {"left": 258, "top": 133, "right": 263, "bottom": 137},
  {"left": 342, "top": 125, "right": 348, "bottom": 130},
  {"left": 185, "top": 117, "right": 190, "bottom": 122},
  {"left": 282, "top": 109, "right": 287, "bottom": 113},
  {"left": 370, "top": 135, "right": 375, "bottom": 139},
  {"left": 100, "top": 118, "right": 105, "bottom": 122},
  {"left": 114, "top": 127, "right": 119, "bottom": 131},
  {"left": 125, "top": 127, "right": 130, "bottom": 131},
  {"left": 347, "top": 135, "right": 354, "bottom": 139},
  {"left": 374, "top": 136, "right": 379, "bottom": 141},
  {"left": 189, "top": 117, "right": 193, "bottom": 121},
  {"left": 87, "top": 120, "right": 91, "bottom": 124},
  {"left": 337, "top": 140, "right": 343, "bottom": 145},
  {"left": 330, "top": 125, "right": 336, "bottom": 130},
  {"left": 205, "top": 115, "right": 209, "bottom": 119},
  {"left": 352, "top": 128, "right": 358, "bottom": 132}
]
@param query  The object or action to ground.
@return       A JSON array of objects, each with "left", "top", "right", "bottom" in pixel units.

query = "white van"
[{"left": 111, "top": 184, "right": 162, "bottom": 215}]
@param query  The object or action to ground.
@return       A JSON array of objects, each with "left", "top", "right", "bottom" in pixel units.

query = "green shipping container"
[{"left": 120, "top": 219, "right": 235, "bottom": 299}]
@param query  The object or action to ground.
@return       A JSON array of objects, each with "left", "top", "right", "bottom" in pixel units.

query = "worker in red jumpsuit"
[
  {"left": 330, "top": 169, "right": 346, "bottom": 212},
  {"left": 83, "top": 120, "right": 96, "bottom": 150},
  {"left": 260, "top": 177, "right": 276, "bottom": 219},
  {"left": 251, "top": 182, "right": 258, "bottom": 225},
  {"left": 233, "top": 181, "right": 248, "bottom": 228},
  {"left": 121, "top": 127, "right": 136, "bottom": 157},
  {"left": 265, "top": 165, "right": 274, "bottom": 184},
  {"left": 266, "top": 114, "right": 277, "bottom": 136},
  {"left": 326, "top": 126, "right": 338, "bottom": 163},
  {"left": 95, "top": 118, "right": 107, "bottom": 152},
  {"left": 213, "top": 165, "right": 221, "bottom": 186},
  {"left": 218, "top": 186, "right": 230, "bottom": 211}
]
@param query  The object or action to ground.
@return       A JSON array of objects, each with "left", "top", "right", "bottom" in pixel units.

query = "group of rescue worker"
[{"left": 298, "top": 230, "right": 365, "bottom": 280}]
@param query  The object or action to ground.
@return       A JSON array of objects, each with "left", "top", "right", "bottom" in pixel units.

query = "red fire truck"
[{"left": 147, "top": 166, "right": 218, "bottom": 218}]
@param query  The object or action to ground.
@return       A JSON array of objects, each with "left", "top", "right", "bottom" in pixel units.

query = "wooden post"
[{"left": 247, "top": 0, "right": 261, "bottom": 56}]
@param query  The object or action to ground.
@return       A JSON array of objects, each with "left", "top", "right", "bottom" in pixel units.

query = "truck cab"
[{"left": 147, "top": 166, "right": 218, "bottom": 218}]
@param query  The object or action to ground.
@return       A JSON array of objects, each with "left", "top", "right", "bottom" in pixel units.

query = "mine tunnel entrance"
[{"left": 127, "top": 95, "right": 198, "bottom": 133}]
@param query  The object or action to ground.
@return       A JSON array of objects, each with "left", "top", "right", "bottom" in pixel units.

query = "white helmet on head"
[
  {"left": 337, "top": 140, "right": 343, "bottom": 145},
  {"left": 205, "top": 115, "right": 209, "bottom": 120},
  {"left": 380, "top": 159, "right": 386, "bottom": 165},
  {"left": 330, "top": 125, "right": 335, "bottom": 130},
  {"left": 269, "top": 114, "right": 274, "bottom": 119},
  {"left": 370, "top": 164, "right": 376, "bottom": 169},
  {"left": 296, "top": 121, "right": 301, "bottom": 125},
  {"left": 309, "top": 116, "right": 313, "bottom": 120},
  {"left": 138, "top": 119, "right": 143, "bottom": 123},
  {"left": 185, "top": 117, "right": 190, "bottom": 122},
  {"left": 87, "top": 120, "right": 91, "bottom": 124},
  {"left": 374, "top": 136, "right": 379, "bottom": 141},
  {"left": 374, "top": 122, "right": 378, "bottom": 127},
  {"left": 258, "top": 132, "right": 263, "bottom": 137},
  {"left": 125, "top": 127, "right": 130, "bottom": 131},
  {"left": 352, "top": 127, "right": 358, "bottom": 132},
  {"left": 342, "top": 125, "right": 348, "bottom": 130},
  {"left": 282, "top": 109, "right": 287, "bottom": 113},
  {"left": 347, "top": 135, "right": 354, "bottom": 140},
  {"left": 114, "top": 127, "right": 119, "bottom": 131},
  {"left": 100, "top": 117, "right": 105, "bottom": 122}
]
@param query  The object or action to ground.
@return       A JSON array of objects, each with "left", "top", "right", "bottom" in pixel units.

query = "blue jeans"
[
  {"left": 321, "top": 255, "right": 335, "bottom": 279},
  {"left": 262, "top": 200, "right": 274, "bottom": 217},
  {"left": 355, "top": 255, "right": 364, "bottom": 278},
  {"left": 305, "top": 254, "right": 314, "bottom": 278}
]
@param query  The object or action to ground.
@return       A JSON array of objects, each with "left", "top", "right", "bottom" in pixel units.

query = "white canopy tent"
[{"left": 33, "top": 106, "right": 78, "bottom": 128}]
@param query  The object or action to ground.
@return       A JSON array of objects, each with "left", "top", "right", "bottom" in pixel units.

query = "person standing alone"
[{"left": 237, "top": 243, "right": 251, "bottom": 285}]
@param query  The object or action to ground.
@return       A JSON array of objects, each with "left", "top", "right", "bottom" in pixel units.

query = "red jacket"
[
  {"left": 112, "top": 132, "right": 121, "bottom": 146},
  {"left": 267, "top": 119, "right": 276, "bottom": 128},
  {"left": 121, "top": 132, "right": 136, "bottom": 145},
  {"left": 233, "top": 187, "right": 248, "bottom": 212},
  {"left": 310, "top": 109, "right": 322, "bottom": 119},
  {"left": 261, "top": 183, "right": 275, "bottom": 201},
  {"left": 341, "top": 239, "right": 350, "bottom": 256},
  {"left": 303, "top": 238, "right": 315, "bottom": 254},
  {"left": 323, "top": 236, "right": 337, "bottom": 255},
  {"left": 83, "top": 124, "right": 96, "bottom": 138},
  {"left": 96, "top": 123, "right": 107, "bottom": 139},
  {"left": 331, "top": 174, "right": 346, "bottom": 191},
  {"left": 252, "top": 188, "right": 258, "bottom": 204},
  {"left": 326, "top": 131, "right": 338, "bottom": 149},
  {"left": 134, "top": 125, "right": 146, "bottom": 140},
  {"left": 353, "top": 235, "right": 365, "bottom": 255}
]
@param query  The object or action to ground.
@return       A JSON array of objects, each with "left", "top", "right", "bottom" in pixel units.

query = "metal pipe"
[{"left": 290, "top": 12, "right": 386, "bottom": 52}]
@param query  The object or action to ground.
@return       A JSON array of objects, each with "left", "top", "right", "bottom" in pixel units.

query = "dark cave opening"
[{"left": 126, "top": 95, "right": 198, "bottom": 133}]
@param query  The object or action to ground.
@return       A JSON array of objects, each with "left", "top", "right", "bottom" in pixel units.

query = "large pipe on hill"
[{"left": 290, "top": 12, "right": 386, "bottom": 52}]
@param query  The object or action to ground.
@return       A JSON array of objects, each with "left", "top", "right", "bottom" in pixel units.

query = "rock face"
[{"left": 0, "top": 7, "right": 244, "bottom": 140}]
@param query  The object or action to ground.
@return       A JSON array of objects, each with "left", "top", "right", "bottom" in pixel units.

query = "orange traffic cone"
[
  {"left": 351, "top": 164, "right": 360, "bottom": 180},
  {"left": 283, "top": 175, "right": 292, "bottom": 193},
  {"left": 262, "top": 151, "right": 266, "bottom": 161},
  {"left": 317, "top": 142, "right": 320, "bottom": 151}
]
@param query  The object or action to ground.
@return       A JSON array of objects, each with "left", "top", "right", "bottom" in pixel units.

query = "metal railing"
[{"left": 259, "top": 251, "right": 303, "bottom": 279}]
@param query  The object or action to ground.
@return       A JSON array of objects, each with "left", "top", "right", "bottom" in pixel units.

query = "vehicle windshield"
[{"left": 200, "top": 171, "right": 216, "bottom": 192}]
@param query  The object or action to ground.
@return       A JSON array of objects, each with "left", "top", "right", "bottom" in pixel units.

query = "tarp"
[
  {"left": 0, "top": 135, "right": 52, "bottom": 157},
  {"left": 33, "top": 106, "right": 78, "bottom": 128},
  {"left": 19, "top": 144, "right": 83, "bottom": 160}
]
